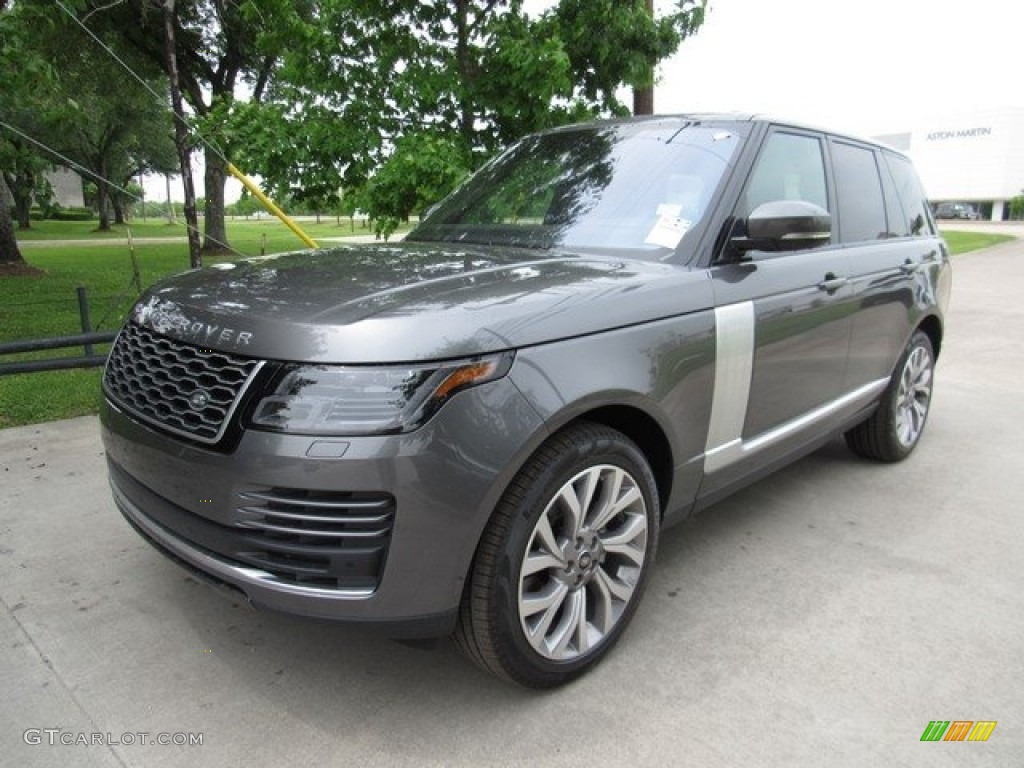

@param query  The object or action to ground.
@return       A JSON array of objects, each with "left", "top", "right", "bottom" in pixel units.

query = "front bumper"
[{"left": 101, "top": 376, "right": 545, "bottom": 637}]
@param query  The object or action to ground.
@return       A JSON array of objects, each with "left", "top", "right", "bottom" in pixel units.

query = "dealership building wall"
[{"left": 874, "top": 107, "right": 1024, "bottom": 221}]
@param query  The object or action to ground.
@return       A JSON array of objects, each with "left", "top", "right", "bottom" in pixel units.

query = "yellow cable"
[{"left": 226, "top": 163, "right": 318, "bottom": 249}]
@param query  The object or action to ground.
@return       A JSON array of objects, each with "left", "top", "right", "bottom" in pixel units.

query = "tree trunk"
[
  {"left": 96, "top": 184, "right": 112, "bottom": 230},
  {"left": 4, "top": 171, "right": 33, "bottom": 229},
  {"left": 163, "top": 0, "right": 201, "bottom": 268},
  {"left": 633, "top": 0, "right": 655, "bottom": 116},
  {"left": 14, "top": 192, "right": 31, "bottom": 229},
  {"left": 202, "top": 147, "right": 230, "bottom": 253},
  {"left": 632, "top": 86, "right": 654, "bottom": 116},
  {"left": 455, "top": 0, "right": 474, "bottom": 148},
  {"left": 0, "top": 175, "right": 26, "bottom": 266},
  {"left": 113, "top": 195, "right": 126, "bottom": 225}
]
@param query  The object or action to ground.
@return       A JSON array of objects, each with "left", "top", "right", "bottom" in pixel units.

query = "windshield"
[{"left": 407, "top": 121, "right": 743, "bottom": 261}]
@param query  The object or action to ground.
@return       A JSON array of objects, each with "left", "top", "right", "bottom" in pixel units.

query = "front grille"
[
  {"left": 104, "top": 323, "right": 261, "bottom": 444},
  {"left": 232, "top": 488, "right": 395, "bottom": 589}
]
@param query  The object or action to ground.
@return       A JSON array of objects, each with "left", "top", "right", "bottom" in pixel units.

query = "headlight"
[{"left": 249, "top": 352, "right": 514, "bottom": 436}]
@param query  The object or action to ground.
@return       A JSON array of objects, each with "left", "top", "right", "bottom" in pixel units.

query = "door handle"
[
  {"left": 899, "top": 259, "right": 918, "bottom": 275},
  {"left": 817, "top": 273, "right": 848, "bottom": 292}
]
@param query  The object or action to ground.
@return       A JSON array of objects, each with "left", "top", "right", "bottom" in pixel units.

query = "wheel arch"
[
  {"left": 916, "top": 313, "right": 943, "bottom": 360},
  {"left": 569, "top": 405, "right": 674, "bottom": 519}
]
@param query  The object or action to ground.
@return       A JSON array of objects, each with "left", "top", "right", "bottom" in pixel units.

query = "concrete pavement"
[{"left": 2, "top": 239, "right": 1022, "bottom": 767}]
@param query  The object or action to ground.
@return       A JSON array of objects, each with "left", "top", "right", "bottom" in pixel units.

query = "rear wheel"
[
  {"left": 845, "top": 330, "right": 935, "bottom": 462},
  {"left": 455, "top": 422, "right": 659, "bottom": 688}
]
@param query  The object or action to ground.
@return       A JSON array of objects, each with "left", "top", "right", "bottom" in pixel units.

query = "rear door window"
[{"left": 830, "top": 141, "right": 887, "bottom": 244}]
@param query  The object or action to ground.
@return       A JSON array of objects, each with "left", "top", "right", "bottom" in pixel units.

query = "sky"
[
  {"left": 648, "top": 0, "right": 1024, "bottom": 134},
  {"left": 148, "top": 0, "right": 1024, "bottom": 203}
]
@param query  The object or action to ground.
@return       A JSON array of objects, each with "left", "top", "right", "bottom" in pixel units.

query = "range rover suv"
[
  {"left": 101, "top": 115, "right": 951, "bottom": 687},
  {"left": 934, "top": 202, "right": 979, "bottom": 220}
]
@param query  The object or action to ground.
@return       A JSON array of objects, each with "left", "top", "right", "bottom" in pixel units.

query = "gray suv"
[{"left": 101, "top": 115, "right": 951, "bottom": 687}]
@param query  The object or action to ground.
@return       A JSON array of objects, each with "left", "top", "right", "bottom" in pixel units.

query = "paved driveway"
[{"left": 2, "top": 240, "right": 1022, "bottom": 767}]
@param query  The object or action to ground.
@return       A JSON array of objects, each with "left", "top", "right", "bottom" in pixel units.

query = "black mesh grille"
[{"left": 103, "top": 323, "right": 260, "bottom": 444}]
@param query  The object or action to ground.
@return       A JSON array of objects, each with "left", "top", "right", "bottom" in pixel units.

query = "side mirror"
[{"left": 731, "top": 200, "right": 831, "bottom": 254}]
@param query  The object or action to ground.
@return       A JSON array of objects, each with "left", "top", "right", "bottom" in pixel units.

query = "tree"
[
  {"left": 352, "top": 1, "right": 707, "bottom": 223},
  {"left": 226, "top": 190, "right": 261, "bottom": 219},
  {"left": 214, "top": 1, "right": 708, "bottom": 227},
  {"left": 0, "top": 0, "right": 46, "bottom": 266},
  {"left": 49, "top": 39, "right": 176, "bottom": 230},
  {"left": 68, "top": 0, "right": 708, "bottom": 249},
  {"left": 365, "top": 132, "right": 470, "bottom": 237},
  {"left": 1010, "top": 192, "right": 1024, "bottom": 221},
  {"left": 1, "top": 3, "right": 177, "bottom": 232},
  {"left": 215, "top": 4, "right": 420, "bottom": 219},
  {"left": 336, "top": 185, "right": 366, "bottom": 231},
  {"left": 553, "top": 0, "right": 706, "bottom": 117},
  {"left": 0, "top": 173, "right": 23, "bottom": 268},
  {"left": 76, "top": 0, "right": 319, "bottom": 253},
  {"left": 0, "top": 139, "right": 49, "bottom": 229}
]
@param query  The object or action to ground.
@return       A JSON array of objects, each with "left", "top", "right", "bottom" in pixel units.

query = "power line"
[
  {"left": 0, "top": 119, "right": 246, "bottom": 259},
  {"left": 29, "top": 2, "right": 308, "bottom": 260},
  {"left": 50, "top": 0, "right": 284, "bottom": 261},
  {"left": 0, "top": 119, "right": 138, "bottom": 199},
  {"left": 53, "top": 0, "right": 231, "bottom": 169}
]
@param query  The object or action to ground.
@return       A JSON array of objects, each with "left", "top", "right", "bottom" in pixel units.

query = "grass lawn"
[
  {"left": 939, "top": 229, "right": 1014, "bottom": 255},
  {"left": 0, "top": 223, "right": 1017, "bottom": 429},
  {"left": 1, "top": 218, "right": 406, "bottom": 428}
]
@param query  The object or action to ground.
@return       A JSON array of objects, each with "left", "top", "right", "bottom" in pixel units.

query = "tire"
[
  {"left": 845, "top": 330, "right": 935, "bottom": 462},
  {"left": 454, "top": 421, "right": 659, "bottom": 688}
]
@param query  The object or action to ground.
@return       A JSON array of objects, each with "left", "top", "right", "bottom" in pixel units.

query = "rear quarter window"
[{"left": 883, "top": 152, "right": 935, "bottom": 236}]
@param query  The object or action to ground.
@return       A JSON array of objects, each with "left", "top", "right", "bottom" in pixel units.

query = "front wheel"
[
  {"left": 845, "top": 330, "right": 935, "bottom": 462},
  {"left": 454, "top": 422, "right": 659, "bottom": 688}
]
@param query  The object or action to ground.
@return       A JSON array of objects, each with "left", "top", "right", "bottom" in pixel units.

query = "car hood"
[{"left": 130, "top": 241, "right": 713, "bottom": 363}]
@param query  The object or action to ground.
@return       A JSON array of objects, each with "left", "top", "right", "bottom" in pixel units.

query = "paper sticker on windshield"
[{"left": 644, "top": 213, "right": 691, "bottom": 249}]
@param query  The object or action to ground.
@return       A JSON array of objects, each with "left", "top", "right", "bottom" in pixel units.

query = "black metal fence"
[{"left": 0, "top": 287, "right": 117, "bottom": 376}]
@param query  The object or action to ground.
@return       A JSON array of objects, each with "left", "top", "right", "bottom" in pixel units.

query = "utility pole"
[
  {"left": 632, "top": 0, "right": 655, "bottom": 116},
  {"left": 162, "top": 0, "right": 202, "bottom": 268}
]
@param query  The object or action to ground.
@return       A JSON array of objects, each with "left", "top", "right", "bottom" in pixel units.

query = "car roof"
[{"left": 547, "top": 113, "right": 903, "bottom": 156}]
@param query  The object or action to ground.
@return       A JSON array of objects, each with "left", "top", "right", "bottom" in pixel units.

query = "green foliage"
[
  {"left": 466, "top": 11, "right": 575, "bottom": 147},
  {"left": 1, "top": 217, "right": 423, "bottom": 427},
  {"left": 365, "top": 133, "right": 469, "bottom": 237},
  {"left": 8, "top": 0, "right": 709, "bottom": 252},
  {"left": 552, "top": 0, "right": 705, "bottom": 110},
  {"left": 32, "top": 176, "right": 57, "bottom": 219},
  {"left": 223, "top": 0, "right": 708, "bottom": 210},
  {"left": 1009, "top": 194, "right": 1024, "bottom": 220},
  {"left": 1, "top": 2, "right": 176, "bottom": 233},
  {"left": 0, "top": 1, "right": 50, "bottom": 261},
  {"left": 226, "top": 190, "right": 262, "bottom": 218},
  {"left": 30, "top": 206, "right": 95, "bottom": 222}
]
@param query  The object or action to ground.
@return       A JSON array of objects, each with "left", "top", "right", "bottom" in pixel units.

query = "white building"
[
  {"left": 874, "top": 107, "right": 1024, "bottom": 221},
  {"left": 46, "top": 167, "right": 85, "bottom": 208}
]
